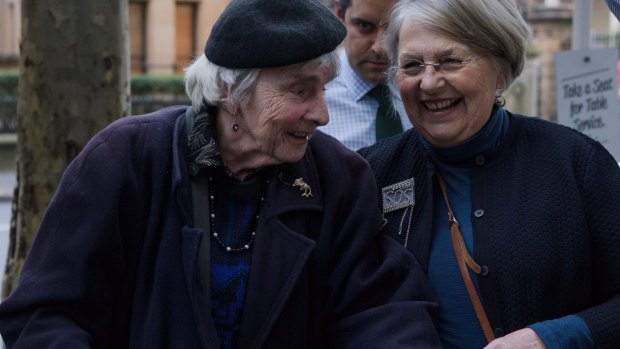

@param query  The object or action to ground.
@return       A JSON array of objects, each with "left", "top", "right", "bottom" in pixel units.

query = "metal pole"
[{"left": 572, "top": 0, "right": 592, "bottom": 50}]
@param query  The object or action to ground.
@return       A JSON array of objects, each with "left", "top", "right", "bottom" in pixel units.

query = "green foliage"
[
  {"left": 0, "top": 72, "right": 187, "bottom": 97},
  {"left": 131, "top": 74, "right": 186, "bottom": 96},
  {"left": 0, "top": 73, "right": 189, "bottom": 131},
  {"left": 0, "top": 71, "right": 19, "bottom": 96}
]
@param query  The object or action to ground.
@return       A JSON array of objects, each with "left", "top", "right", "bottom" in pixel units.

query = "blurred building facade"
[
  {"left": 128, "top": 0, "right": 229, "bottom": 74},
  {"left": 0, "top": 0, "right": 336, "bottom": 73},
  {"left": 126, "top": 0, "right": 336, "bottom": 74},
  {"left": 0, "top": 0, "right": 20, "bottom": 68},
  {"left": 0, "top": 0, "right": 230, "bottom": 74},
  {"left": 0, "top": 0, "right": 618, "bottom": 117},
  {"left": 514, "top": 0, "right": 619, "bottom": 119}
]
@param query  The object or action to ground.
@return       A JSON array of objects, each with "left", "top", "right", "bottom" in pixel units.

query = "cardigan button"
[
  {"left": 494, "top": 327, "right": 504, "bottom": 337},
  {"left": 474, "top": 209, "right": 485, "bottom": 218},
  {"left": 475, "top": 155, "right": 486, "bottom": 166},
  {"left": 480, "top": 265, "right": 489, "bottom": 277}
]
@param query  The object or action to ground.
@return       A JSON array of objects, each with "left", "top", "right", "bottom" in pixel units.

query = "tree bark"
[{"left": 2, "top": 0, "right": 130, "bottom": 298}]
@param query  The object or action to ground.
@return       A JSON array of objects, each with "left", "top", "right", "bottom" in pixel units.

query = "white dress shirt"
[{"left": 320, "top": 51, "right": 411, "bottom": 150}]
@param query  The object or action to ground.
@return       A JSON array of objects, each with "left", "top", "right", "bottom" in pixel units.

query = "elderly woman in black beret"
[
  {"left": 359, "top": 0, "right": 620, "bottom": 348},
  {"left": 0, "top": 0, "right": 441, "bottom": 348}
]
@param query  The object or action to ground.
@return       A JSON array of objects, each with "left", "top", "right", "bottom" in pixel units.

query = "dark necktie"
[{"left": 367, "top": 84, "right": 403, "bottom": 141}]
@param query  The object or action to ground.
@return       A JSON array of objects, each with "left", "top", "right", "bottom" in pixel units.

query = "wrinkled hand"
[{"left": 483, "top": 328, "right": 546, "bottom": 349}]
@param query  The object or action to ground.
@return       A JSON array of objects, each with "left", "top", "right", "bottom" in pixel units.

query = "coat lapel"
[{"left": 236, "top": 151, "right": 323, "bottom": 348}]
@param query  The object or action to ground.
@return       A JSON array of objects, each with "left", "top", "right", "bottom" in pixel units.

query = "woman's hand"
[{"left": 483, "top": 328, "right": 546, "bottom": 349}]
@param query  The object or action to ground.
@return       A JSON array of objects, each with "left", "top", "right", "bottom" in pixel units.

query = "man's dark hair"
[{"left": 337, "top": 0, "right": 351, "bottom": 12}]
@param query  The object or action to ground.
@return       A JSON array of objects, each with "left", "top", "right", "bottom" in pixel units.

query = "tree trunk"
[{"left": 2, "top": 0, "right": 130, "bottom": 298}]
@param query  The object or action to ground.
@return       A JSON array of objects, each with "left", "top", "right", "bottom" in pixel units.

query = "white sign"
[{"left": 555, "top": 47, "right": 620, "bottom": 162}]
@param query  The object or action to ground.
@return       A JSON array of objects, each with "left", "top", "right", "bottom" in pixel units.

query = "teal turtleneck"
[
  {"left": 424, "top": 106, "right": 508, "bottom": 348},
  {"left": 422, "top": 106, "right": 508, "bottom": 166},
  {"left": 423, "top": 107, "right": 593, "bottom": 349}
]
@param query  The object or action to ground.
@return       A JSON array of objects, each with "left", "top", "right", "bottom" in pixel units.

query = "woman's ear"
[
  {"left": 223, "top": 98, "right": 236, "bottom": 115},
  {"left": 495, "top": 73, "right": 507, "bottom": 92}
]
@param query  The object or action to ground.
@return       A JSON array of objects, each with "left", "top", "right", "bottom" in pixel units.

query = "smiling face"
[
  {"left": 218, "top": 61, "right": 331, "bottom": 178},
  {"left": 395, "top": 22, "right": 504, "bottom": 148},
  {"left": 338, "top": 0, "right": 397, "bottom": 83}
]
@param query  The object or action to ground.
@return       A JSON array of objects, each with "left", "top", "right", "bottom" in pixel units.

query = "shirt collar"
[{"left": 339, "top": 50, "right": 377, "bottom": 102}]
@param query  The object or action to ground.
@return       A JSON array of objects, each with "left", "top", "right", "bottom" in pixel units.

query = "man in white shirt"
[{"left": 321, "top": 0, "right": 410, "bottom": 150}]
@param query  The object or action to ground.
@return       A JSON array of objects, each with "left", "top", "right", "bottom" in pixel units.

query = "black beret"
[{"left": 205, "top": 0, "right": 346, "bottom": 69}]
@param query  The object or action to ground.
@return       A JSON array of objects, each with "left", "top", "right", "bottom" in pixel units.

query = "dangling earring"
[
  {"left": 231, "top": 110, "right": 240, "bottom": 132},
  {"left": 495, "top": 88, "right": 506, "bottom": 107},
  {"left": 495, "top": 95, "right": 506, "bottom": 107}
]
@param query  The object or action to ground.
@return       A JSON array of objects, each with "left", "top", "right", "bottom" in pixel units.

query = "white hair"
[
  {"left": 184, "top": 52, "right": 340, "bottom": 112},
  {"left": 184, "top": 56, "right": 259, "bottom": 112}
]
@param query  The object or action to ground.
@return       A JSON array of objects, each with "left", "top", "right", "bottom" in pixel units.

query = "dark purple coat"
[{"left": 0, "top": 106, "right": 440, "bottom": 348}]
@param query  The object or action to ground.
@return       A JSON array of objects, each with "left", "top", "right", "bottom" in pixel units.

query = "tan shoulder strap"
[{"left": 436, "top": 172, "right": 496, "bottom": 343}]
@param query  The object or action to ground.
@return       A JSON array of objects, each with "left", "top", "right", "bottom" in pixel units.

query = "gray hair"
[
  {"left": 337, "top": 0, "right": 352, "bottom": 13},
  {"left": 384, "top": 0, "right": 531, "bottom": 89},
  {"left": 184, "top": 52, "right": 340, "bottom": 112}
]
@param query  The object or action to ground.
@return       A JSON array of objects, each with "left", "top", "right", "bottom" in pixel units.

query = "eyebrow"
[
  {"left": 283, "top": 72, "right": 324, "bottom": 84},
  {"left": 399, "top": 52, "right": 422, "bottom": 61},
  {"left": 399, "top": 48, "right": 463, "bottom": 61},
  {"left": 351, "top": 15, "right": 370, "bottom": 21}
]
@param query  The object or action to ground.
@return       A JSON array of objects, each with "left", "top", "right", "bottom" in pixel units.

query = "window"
[
  {"left": 129, "top": 1, "right": 147, "bottom": 73},
  {"left": 175, "top": 2, "right": 197, "bottom": 74}
]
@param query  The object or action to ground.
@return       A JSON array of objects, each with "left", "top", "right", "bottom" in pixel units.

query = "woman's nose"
[
  {"left": 307, "top": 100, "right": 329, "bottom": 126},
  {"left": 419, "top": 66, "right": 445, "bottom": 91}
]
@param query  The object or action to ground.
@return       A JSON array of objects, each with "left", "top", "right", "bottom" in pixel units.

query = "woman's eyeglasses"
[{"left": 399, "top": 57, "right": 480, "bottom": 76}]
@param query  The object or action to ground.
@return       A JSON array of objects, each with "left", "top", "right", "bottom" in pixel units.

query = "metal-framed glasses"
[{"left": 399, "top": 57, "right": 480, "bottom": 76}]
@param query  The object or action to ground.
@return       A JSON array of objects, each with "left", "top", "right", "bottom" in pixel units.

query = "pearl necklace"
[{"left": 208, "top": 176, "right": 268, "bottom": 252}]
